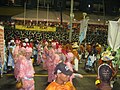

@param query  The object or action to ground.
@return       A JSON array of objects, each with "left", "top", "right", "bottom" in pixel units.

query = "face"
[
  {"left": 26, "top": 52, "right": 32, "bottom": 59},
  {"left": 19, "top": 50, "right": 26, "bottom": 56},
  {"left": 58, "top": 73, "right": 70, "bottom": 82}
]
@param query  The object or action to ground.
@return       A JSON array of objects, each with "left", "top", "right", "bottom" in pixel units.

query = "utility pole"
[
  {"left": 69, "top": 0, "right": 74, "bottom": 42},
  {"left": 60, "top": 0, "right": 63, "bottom": 26},
  {"left": 103, "top": 0, "right": 105, "bottom": 25},
  {"left": 36, "top": 0, "right": 39, "bottom": 25},
  {"left": 46, "top": 3, "right": 49, "bottom": 26},
  {"left": 24, "top": 0, "right": 27, "bottom": 25}
]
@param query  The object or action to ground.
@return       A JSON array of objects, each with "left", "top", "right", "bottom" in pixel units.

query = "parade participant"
[
  {"left": 17, "top": 47, "right": 35, "bottom": 90},
  {"left": 15, "top": 46, "right": 26, "bottom": 76},
  {"left": 15, "top": 46, "right": 26, "bottom": 89},
  {"left": 66, "top": 43, "right": 78, "bottom": 78},
  {"left": 13, "top": 39, "right": 21, "bottom": 79},
  {"left": 13, "top": 39, "right": 21, "bottom": 63},
  {"left": 51, "top": 41, "right": 57, "bottom": 52},
  {"left": 7, "top": 40, "right": 15, "bottom": 70},
  {"left": 96, "top": 44, "right": 102, "bottom": 54},
  {"left": 78, "top": 44, "right": 85, "bottom": 64},
  {"left": 72, "top": 42, "right": 79, "bottom": 72},
  {"left": 86, "top": 42, "right": 92, "bottom": 54},
  {"left": 42, "top": 41, "right": 49, "bottom": 70},
  {"left": 85, "top": 51, "right": 97, "bottom": 72},
  {"left": 65, "top": 49, "right": 74, "bottom": 73},
  {"left": 46, "top": 41, "right": 61, "bottom": 84},
  {"left": 96, "top": 51, "right": 117, "bottom": 90},
  {"left": 91, "top": 43, "right": 98, "bottom": 56},
  {"left": 79, "top": 44, "right": 85, "bottom": 55},
  {"left": 57, "top": 44, "right": 66, "bottom": 63},
  {"left": 1, "top": 40, "right": 7, "bottom": 75},
  {"left": 36, "top": 41, "right": 43, "bottom": 65},
  {"left": 33, "top": 43, "right": 38, "bottom": 65},
  {"left": 45, "top": 62, "right": 76, "bottom": 90},
  {"left": 95, "top": 44, "right": 102, "bottom": 67},
  {"left": 47, "top": 46, "right": 56, "bottom": 84}
]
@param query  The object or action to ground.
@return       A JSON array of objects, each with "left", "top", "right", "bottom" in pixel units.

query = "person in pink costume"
[
  {"left": 47, "top": 47, "right": 56, "bottom": 83},
  {"left": 17, "top": 47, "right": 35, "bottom": 90},
  {"left": 15, "top": 47, "right": 26, "bottom": 80},
  {"left": 13, "top": 40, "right": 21, "bottom": 79},
  {"left": 42, "top": 42, "right": 49, "bottom": 70},
  {"left": 65, "top": 51, "right": 84, "bottom": 84},
  {"left": 65, "top": 51, "right": 75, "bottom": 84},
  {"left": 13, "top": 40, "right": 21, "bottom": 63},
  {"left": 51, "top": 41, "right": 57, "bottom": 53},
  {"left": 56, "top": 45, "right": 66, "bottom": 62},
  {"left": 47, "top": 47, "right": 60, "bottom": 83},
  {"left": 36, "top": 41, "right": 43, "bottom": 64}
]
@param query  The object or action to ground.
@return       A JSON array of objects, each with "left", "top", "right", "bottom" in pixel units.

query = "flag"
[
  {"left": 108, "top": 20, "right": 120, "bottom": 51},
  {"left": 79, "top": 18, "right": 89, "bottom": 44}
]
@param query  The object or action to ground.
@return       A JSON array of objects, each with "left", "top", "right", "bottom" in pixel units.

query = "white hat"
[
  {"left": 52, "top": 42, "right": 56, "bottom": 47},
  {"left": 25, "top": 38, "right": 29, "bottom": 42},
  {"left": 10, "top": 39, "right": 14, "bottom": 43},
  {"left": 22, "top": 42, "right": 26, "bottom": 47},
  {"left": 101, "top": 50, "right": 111, "bottom": 57},
  {"left": 101, "top": 50, "right": 114, "bottom": 61},
  {"left": 72, "top": 42, "right": 79, "bottom": 48}
]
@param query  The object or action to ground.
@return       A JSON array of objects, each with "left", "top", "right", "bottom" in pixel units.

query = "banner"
[
  {"left": 15, "top": 25, "right": 56, "bottom": 32},
  {"left": 0, "top": 26, "right": 4, "bottom": 75},
  {"left": 79, "top": 18, "right": 89, "bottom": 44},
  {"left": 108, "top": 20, "right": 120, "bottom": 51}
]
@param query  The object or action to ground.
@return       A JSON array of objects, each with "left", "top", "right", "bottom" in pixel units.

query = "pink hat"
[
  {"left": 26, "top": 43, "right": 30, "bottom": 47},
  {"left": 52, "top": 42, "right": 56, "bottom": 48},
  {"left": 15, "top": 40, "right": 21, "bottom": 44},
  {"left": 26, "top": 47, "right": 32, "bottom": 52}
]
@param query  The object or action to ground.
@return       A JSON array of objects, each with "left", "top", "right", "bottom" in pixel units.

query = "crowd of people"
[
  {"left": 2, "top": 37, "right": 85, "bottom": 90},
  {"left": 3, "top": 23, "right": 108, "bottom": 46},
  {"left": 0, "top": 20, "right": 120, "bottom": 90}
]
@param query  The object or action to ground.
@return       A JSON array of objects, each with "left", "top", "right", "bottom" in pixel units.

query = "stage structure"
[{"left": 11, "top": 10, "right": 79, "bottom": 23}]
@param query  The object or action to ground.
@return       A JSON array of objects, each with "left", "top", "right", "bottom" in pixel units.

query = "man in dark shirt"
[{"left": 96, "top": 51, "right": 117, "bottom": 90}]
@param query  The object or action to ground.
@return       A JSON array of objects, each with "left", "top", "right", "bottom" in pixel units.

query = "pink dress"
[
  {"left": 47, "top": 48, "right": 60, "bottom": 82},
  {"left": 65, "top": 52, "right": 75, "bottom": 84},
  {"left": 42, "top": 46, "right": 49, "bottom": 70},
  {"left": 17, "top": 58, "right": 35, "bottom": 90},
  {"left": 13, "top": 46, "right": 20, "bottom": 63},
  {"left": 15, "top": 55, "right": 26, "bottom": 80},
  {"left": 13, "top": 46, "right": 20, "bottom": 79},
  {"left": 36, "top": 44, "right": 42, "bottom": 64},
  {"left": 47, "top": 48, "right": 55, "bottom": 82}
]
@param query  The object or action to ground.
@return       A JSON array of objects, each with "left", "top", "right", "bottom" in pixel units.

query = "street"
[{"left": 0, "top": 62, "right": 120, "bottom": 90}]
